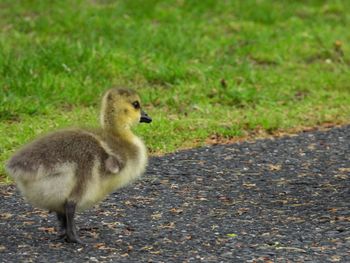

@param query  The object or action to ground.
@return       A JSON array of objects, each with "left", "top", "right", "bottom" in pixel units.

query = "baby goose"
[{"left": 5, "top": 88, "right": 152, "bottom": 243}]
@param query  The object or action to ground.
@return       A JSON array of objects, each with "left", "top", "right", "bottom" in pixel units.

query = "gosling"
[{"left": 5, "top": 88, "right": 152, "bottom": 243}]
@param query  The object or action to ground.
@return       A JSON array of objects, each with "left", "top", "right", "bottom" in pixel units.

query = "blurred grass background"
[{"left": 1, "top": 0, "right": 350, "bottom": 181}]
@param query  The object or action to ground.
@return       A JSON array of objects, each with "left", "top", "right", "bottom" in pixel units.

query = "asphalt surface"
[{"left": 0, "top": 125, "right": 349, "bottom": 262}]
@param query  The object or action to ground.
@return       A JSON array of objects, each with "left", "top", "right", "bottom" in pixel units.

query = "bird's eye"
[{"left": 132, "top": 101, "right": 140, "bottom": 109}]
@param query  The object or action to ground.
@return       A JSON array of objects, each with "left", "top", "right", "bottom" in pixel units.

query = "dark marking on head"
[
  {"left": 107, "top": 93, "right": 113, "bottom": 101},
  {"left": 116, "top": 88, "right": 137, "bottom": 97}
]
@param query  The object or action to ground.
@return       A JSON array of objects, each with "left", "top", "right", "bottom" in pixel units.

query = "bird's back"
[{"left": 6, "top": 129, "right": 109, "bottom": 178}]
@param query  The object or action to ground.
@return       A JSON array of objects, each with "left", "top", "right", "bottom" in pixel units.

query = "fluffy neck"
[
  {"left": 100, "top": 112, "right": 135, "bottom": 141},
  {"left": 100, "top": 92, "right": 135, "bottom": 141},
  {"left": 104, "top": 122, "right": 134, "bottom": 141}
]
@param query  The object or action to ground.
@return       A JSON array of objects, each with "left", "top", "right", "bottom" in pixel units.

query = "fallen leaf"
[
  {"left": 237, "top": 208, "right": 249, "bottom": 215},
  {"left": 217, "top": 196, "right": 232, "bottom": 202},
  {"left": 170, "top": 184, "right": 179, "bottom": 189},
  {"left": 38, "top": 227, "right": 56, "bottom": 233},
  {"left": 0, "top": 213, "right": 13, "bottom": 220},
  {"left": 18, "top": 244, "right": 29, "bottom": 248},
  {"left": 49, "top": 243, "right": 63, "bottom": 249},
  {"left": 268, "top": 164, "right": 282, "bottom": 171},
  {"left": 94, "top": 243, "right": 106, "bottom": 249},
  {"left": 196, "top": 196, "right": 208, "bottom": 201},
  {"left": 334, "top": 174, "right": 348, "bottom": 179},
  {"left": 159, "top": 222, "right": 175, "bottom": 229},
  {"left": 141, "top": 245, "right": 153, "bottom": 251},
  {"left": 330, "top": 255, "right": 342, "bottom": 262},
  {"left": 151, "top": 212, "right": 162, "bottom": 220},
  {"left": 242, "top": 183, "right": 256, "bottom": 189},
  {"left": 307, "top": 144, "right": 316, "bottom": 150},
  {"left": 124, "top": 200, "right": 132, "bottom": 206},
  {"left": 88, "top": 230, "right": 99, "bottom": 239},
  {"left": 169, "top": 208, "right": 183, "bottom": 214},
  {"left": 328, "top": 208, "right": 338, "bottom": 212},
  {"left": 335, "top": 216, "right": 350, "bottom": 222}
]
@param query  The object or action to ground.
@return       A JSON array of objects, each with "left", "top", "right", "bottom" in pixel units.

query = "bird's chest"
[
  {"left": 78, "top": 137, "right": 147, "bottom": 210},
  {"left": 107, "top": 137, "right": 148, "bottom": 189}
]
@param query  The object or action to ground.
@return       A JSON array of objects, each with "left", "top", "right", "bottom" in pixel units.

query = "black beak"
[{"left": 140, "top": 110, "right": 152, "bottom": 123}]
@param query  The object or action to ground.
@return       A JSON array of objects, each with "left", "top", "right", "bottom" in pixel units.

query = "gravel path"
[{"left": 0, "top": 125, "right": 349, "bottom": 262}]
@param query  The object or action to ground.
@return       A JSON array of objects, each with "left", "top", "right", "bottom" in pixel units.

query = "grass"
[{"left": 1, "top": 0, "right": 350, "bottom": 181}]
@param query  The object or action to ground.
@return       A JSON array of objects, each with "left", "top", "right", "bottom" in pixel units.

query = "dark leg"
[
  {"left": 56, "top": 212, "right": 67, "bottom": 239},
  {"left": 64, "top": 201, "right": 83, "bottom": 244}
]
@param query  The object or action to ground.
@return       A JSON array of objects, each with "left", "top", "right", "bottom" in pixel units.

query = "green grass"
[{"left": 1, "top": 0, "right": 350, "bottom": 181}]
